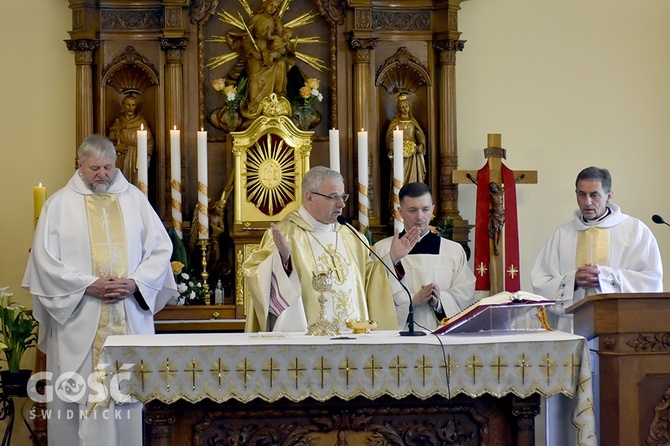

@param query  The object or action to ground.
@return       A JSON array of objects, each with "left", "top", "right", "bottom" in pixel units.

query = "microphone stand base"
[{"left": 399, "top": 330, "right": 427, "bottom": 337}]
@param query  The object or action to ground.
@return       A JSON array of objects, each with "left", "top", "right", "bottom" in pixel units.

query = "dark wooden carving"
[
  {"left": 628, "top": 333, "right": 670, "bottom": 352},
  {"left": 371, "top": 10, "right": 431, "bottom": 31},
  {"left": 101, "top": 10, "right": 163, "bottom": 30},
  {"left": 647, "top": 386, "right": 670, "bottom": 445},
  {"left": 145, "top": 394, "right": 542, "bottom": 446},
  {"left": 376, "top": 46, "right": 431, "bottom": 95}
]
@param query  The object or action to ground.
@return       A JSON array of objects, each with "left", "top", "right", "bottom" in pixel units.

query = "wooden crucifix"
[{"left": 453, "top": 134, "right": 537, "bottom": 295}]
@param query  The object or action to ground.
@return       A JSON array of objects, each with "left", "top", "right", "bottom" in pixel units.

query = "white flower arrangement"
[{"left": 171, "top": 262, "right": 206, "bottom": 305}]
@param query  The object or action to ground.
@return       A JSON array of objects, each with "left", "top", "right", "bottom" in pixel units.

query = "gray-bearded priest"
[
  {"left": 22, "top": 134, "right": 176, "bottom": 445},
  {"left": 243, "top": 166, "right": 420, "bottom": 333}
]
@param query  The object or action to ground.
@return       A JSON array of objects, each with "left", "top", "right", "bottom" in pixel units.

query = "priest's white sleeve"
[{"left": 256, "top": 251, "right": 304, "bottom": 332}]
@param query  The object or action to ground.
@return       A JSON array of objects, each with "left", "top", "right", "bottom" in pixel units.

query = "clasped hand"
[
  {"left": 87, "top": 277, "right": 136, "bottom": 303},
  {"left": 413, "top": 283, "right": 440, "bottom": 308},
  {"left": 575, "top": 263, "right": 600, "bottom": 289}
]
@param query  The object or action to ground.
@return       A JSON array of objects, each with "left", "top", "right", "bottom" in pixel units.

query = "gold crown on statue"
[{"left": 398, "top": 93, "right": 408, "bottom": 101}]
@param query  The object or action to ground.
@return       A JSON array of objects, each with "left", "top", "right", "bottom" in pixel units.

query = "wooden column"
[
  {"left": 65, "top": 39, "right": 98, "bottom": 159},
  {"left": 161, "top": 38, "right": 186, "bottom": 135},
  {"left": 347, "top": 36, "right": 379, "bottom": 226},
  {"left": 434, "top": 38, "right": 465, "bottom": 222},
  {"left": 161, "top": 38, "right": 186, "bottom": 220}
]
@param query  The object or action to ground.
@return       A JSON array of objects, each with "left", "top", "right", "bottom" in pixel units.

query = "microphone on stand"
[
  {"left": 336, "top": 215, "right": 426, "bottom": 337},
  {"left": 652, "top": 214, "right": 670, "bottom": 227}
]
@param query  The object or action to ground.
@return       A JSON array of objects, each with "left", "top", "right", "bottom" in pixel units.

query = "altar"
[{"left": 97, "top": 330, "right": 596, "bottom": 446}]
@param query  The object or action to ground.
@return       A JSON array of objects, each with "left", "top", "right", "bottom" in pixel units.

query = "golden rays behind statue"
[{"left": 207, "top": 0, "right": 326, "bottom": 120}]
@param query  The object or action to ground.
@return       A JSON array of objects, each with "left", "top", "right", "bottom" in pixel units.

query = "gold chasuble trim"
[
  {"left": 85, "top": 194, "right": 129, "bottom": 370},
  {"left": 576, "top": 227, "right": 610, "bottom": 267}
]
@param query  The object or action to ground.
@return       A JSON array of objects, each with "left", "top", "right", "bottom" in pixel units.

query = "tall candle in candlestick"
[
  {"left": 357, "top": 129, "right": 369, "bottom": 230},
  {"left": 392, "top": 127, "right": 404, "bottom": 232},
  {"left": 137, "top": 124, "right": 148, "bottom": 195},
  {"left": 170, "top": 126, "right": 182, "bottom": 238},
  {"left": 197, "top": 129, "right": 209, "bottom": 239},
  {"left": 329, "top": 129, "right": 340, "bottom": 172},
  {"left": 34, "top": 183, "right": 46, "bottom": 227}
]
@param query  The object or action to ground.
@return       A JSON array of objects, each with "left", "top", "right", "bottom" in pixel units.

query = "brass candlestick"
[
  {"left": 197, "top": 238, "right": 211, "bottom": 305},
  {"left": 306, "top": 271, "right": 340, "bottom": 336}
]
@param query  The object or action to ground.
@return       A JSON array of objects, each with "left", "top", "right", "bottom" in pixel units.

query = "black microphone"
[
  {"left": 652, "top": 214, "right": 670, "bottom": 227},
  {"left": 336, "top": 215, "right": 426, "bottom": 337}
]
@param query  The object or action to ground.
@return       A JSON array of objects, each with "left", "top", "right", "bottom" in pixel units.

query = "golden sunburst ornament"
[{"left": 245, "top": 133, "right": 296, "bottom": 216}]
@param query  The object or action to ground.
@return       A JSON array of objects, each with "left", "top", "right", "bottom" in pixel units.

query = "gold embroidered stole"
[
  {"left": 576, "top": 226, "right": 610, "bottom": 294},
  {"left": 85, "top": 194, "right": 129, "bottom": 369},
  {"left": 576, "top": 226, "right": 610, "bottom": 267}
]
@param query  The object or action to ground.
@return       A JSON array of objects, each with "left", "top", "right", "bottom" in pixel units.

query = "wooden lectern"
[{"left": 567, "top": 293, "right": 670, "bottom": 446}]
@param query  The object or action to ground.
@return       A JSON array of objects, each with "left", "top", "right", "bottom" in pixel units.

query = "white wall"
[
  {"left": 0, "top": 1, "right": 74, "bottom": 369},
  {"left": 457, "top": 0, "right": 670, "bottom": 292}
]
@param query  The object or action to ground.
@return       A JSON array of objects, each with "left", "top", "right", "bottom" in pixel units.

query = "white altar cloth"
[{"left": 98, "top": 329, "right": 596, "bottom": 445}]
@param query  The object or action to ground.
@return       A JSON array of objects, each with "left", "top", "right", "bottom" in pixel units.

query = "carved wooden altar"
[
  {"left": 96, "top": 330, "right": 596, "bottom": 445},
  {"left": 63, "top": 0, "right": 470, "bottom": 321}
]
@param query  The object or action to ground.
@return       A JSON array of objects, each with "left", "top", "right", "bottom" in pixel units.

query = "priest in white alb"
[
  {"left": 374, "top": 182, "right": 476, "bottom": 330},
  {"left": 531, "top": 166, "right": 662, "bottom": 331},
  {"left": 243, "top": 166, "right": 420, "bottom": 333},
  {"left": 531, "top": 166, "right": 662, "bottom": 446},
  {"left": 22, "top": 134, "right": 177, "bottom": 446}
]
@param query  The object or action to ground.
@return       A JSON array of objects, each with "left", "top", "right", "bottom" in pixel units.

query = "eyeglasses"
[{"left": 310, "top": 191, "right": 350, "bottom": 202}]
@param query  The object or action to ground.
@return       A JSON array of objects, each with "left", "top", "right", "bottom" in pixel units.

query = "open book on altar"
[{"left": 432, "top": 291, "right": 555, "bottom": 334}]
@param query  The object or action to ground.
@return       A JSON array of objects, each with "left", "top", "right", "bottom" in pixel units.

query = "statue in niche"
[
  {"left": 108, "top": 94, "right": 154, "bottom": 185},
  {"left": 209, "top": 199, "right": 226, "bottom": 264},
  {"left": 385, "top": 94, "right": 427, "bottom": 184},
  {"left": 225, "top": 0, "right": 297, "bottom": 119}
]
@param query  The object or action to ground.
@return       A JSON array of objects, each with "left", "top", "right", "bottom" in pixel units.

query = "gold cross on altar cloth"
[{"left": 452, "top": 133, "right": 537, "bottom": 294}]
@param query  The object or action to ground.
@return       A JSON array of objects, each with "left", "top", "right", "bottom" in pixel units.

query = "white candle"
[
  {"left": 137, "top": 124, "right": 148, "bottom": 195},
  {"left": 357, "top": 129, "right": 369, "bottom": 230},
  {"left": 170, "top": 126, "right": 182, "bottom": 238},
  {"left": 392, "top": 126, "right": 404, "bottom": 232},
  {"left": 329, "top": 128, "right": 340, "bottom": 173},
  {"left": 197, "top": 128, "right": 209, "bottom": 239}
]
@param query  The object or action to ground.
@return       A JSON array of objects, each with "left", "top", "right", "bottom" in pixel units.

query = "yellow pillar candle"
[{"left": 34, "top": 183, "right": 46, "bottom": 227}]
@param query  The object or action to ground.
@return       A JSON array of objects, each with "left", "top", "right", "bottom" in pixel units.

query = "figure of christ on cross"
[{"left": 452, "top": 134, "right": 537, "bottom": 295}]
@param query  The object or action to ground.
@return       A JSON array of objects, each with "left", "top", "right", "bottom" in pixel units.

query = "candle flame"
[
  {"left": 395, "top": 126, "right": 399, "bottom": 131},
  {"left": 141, "top": 123, "right": 145, "bottom": 131},
  {"left": 173, "top": 125, "right": 177, "bottom": 131},
  {"left": 38, "top": 183, "right": 42, "bottom": 187},
  {"left": 201, "top": 128, "right": 204, "bottom": 132}
]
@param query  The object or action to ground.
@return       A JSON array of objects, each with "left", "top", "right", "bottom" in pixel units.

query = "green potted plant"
[{"left": 0, "top": 286, "right": 38, "bottom": 396}]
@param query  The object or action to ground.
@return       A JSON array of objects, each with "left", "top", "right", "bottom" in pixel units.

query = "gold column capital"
[
  {"left": 65, "top": 39, "right": 99, "bottom": 63},
  {"left": 346, "top": 33, "right": 377, "bottom": 52}
]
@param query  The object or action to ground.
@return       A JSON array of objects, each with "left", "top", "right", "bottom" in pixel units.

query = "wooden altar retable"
[
  {"left": 567, "top": 292, "right": 670, "bottom": 446},
  {"left": 98, "top": 330, "right": 595, "bottom": 445}
]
